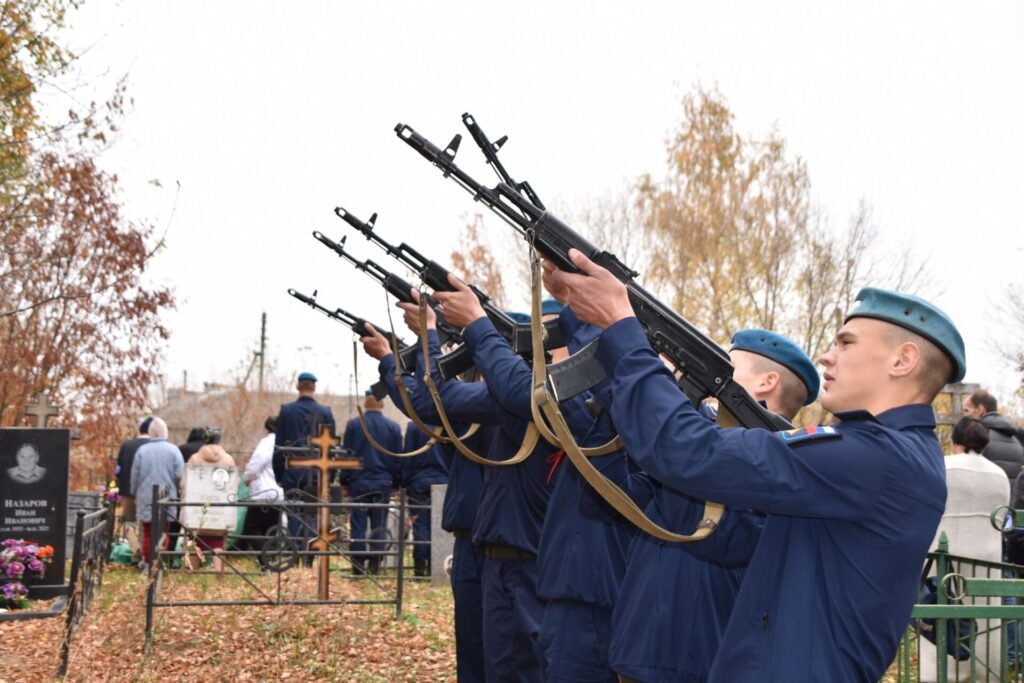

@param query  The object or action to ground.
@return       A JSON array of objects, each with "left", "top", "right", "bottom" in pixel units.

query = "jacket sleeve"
[
  {"left": 271, "top": 406, "right": 287, "bottom": 484},
  {"left": 596, "top": 317, "right": 892, "bottom": 520},
  {"left": 130, "top": 448, "right": 142, "bottom": 497},
  {"left": 461, "top": 317, "right": 533, "bottom": 419}
]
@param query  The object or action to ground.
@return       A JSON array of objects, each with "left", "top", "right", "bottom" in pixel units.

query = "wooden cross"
[
  {"left": 25, "top": 392, "right": 60, "bottom": 428},
  {"left": 286, "top": 424, "right": 361, "bottom": 599}
]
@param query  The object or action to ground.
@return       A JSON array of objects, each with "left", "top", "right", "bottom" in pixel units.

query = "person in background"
[
  {"left": 341, "top": 392, "right": 402, "bottom": 575},
  {"left": 937, "top": 417, "right": 1007, "bottom": 558},
  {"left": 178, "top": 426, "right": 206, "bottom": 463},
  {"left": 402, "top": 426, "right": 449, "bottom": 576},
  {"left": 115, "top": 416, "right": 152, "bottom": 524},
  {"left": 130, "top": 417, "right": 183, "bottom": 570},
  {"left": 921, "top": 416, "right": 1008, "bottom": 681},
  {"left": 273, "top": 371, "right": 336, "bottom": 563},
  {"left": 241, "top": 417, "right": 283, "bottom": 567},
  {"left": 962, "top": 389, "right": 1024, "bottom": 480},
  {"left": 181, "top": 427, "right": 236, "bottom": 573}
]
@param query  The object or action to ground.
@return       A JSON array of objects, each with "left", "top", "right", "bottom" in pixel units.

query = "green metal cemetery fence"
[{"left": 892, "top": 531, "right": 1024, "bottom": 683}]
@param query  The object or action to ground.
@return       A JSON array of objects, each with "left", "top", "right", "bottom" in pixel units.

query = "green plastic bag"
[{"left": 109, "top": 541, "right": 134, "bottom": 565}]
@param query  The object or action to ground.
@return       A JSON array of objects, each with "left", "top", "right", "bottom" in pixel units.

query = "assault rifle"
[
  {"left": 311, "top": 230, "right": 476, "bottom": 379},
  {"left": 394, "top": 114, "right": 792, "bottom": 432},
  {"left": 334, "top": 206, "right": 565, "bottom": 357},
  {"left": 286, "top": 288, "right": 403, "bottom": 400}
]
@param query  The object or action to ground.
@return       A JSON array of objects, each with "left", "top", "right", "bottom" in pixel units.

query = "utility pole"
[{"left": 258, "top": 311, "right": 267, "bottom": 393}]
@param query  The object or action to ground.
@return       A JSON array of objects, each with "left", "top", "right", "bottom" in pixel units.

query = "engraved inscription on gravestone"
[{"left": 0, "top": 428, "right": 70, "bottom": 585}]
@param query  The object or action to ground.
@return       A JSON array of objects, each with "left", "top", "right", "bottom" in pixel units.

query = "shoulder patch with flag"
[{"left": 777, "top": 425, "right": 841, "bottom": 446}]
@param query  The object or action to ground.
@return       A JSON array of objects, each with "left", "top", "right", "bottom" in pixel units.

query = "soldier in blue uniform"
[
  {"left": 362, "top": 301, "right": 561, "bottom": 683},
  {"left": 340, "top": 392, "right": 402, "bottom": 574},
  {"left": 544, "top": 249, "right": 964, "bottom": 681},
  {"left": 273, "top": 371, "right": 336, "bottom": 560},
  {"left": 402, "top": 425, "right": 450, "bottom": 576},
  {"left": 380, "top": 331, "right": 489, "bottom": 682},
  {"left": 608, "top": 328, "right": 818, "bottom": 683},
  {"left": 362, "top": 289, "right": 561, "bottom": 682},
  {"left": 431, "top": 282, "right": 640, "bottom": 682}
]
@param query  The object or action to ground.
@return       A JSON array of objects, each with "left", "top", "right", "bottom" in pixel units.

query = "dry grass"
[{"left": 0, "top": 564, "right": 455, "bottom": 682}]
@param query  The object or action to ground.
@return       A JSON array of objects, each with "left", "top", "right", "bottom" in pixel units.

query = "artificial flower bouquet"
[{"left": 0, "top": 539, "right": 55, "bottom": 609}]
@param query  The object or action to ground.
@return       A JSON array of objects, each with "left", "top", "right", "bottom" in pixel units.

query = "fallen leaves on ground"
[{"left": 0, "top": 563, "right": 455, "bottom": 682}]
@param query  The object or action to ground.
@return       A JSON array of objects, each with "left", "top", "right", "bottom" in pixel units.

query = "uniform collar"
[
  {"left": 297, "top": 395, "right": 316, "bottom": 402},
  {"left": 834, "top": 403, "right": 935, "bottom": 430}
]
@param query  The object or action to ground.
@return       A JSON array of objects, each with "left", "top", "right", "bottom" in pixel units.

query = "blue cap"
[
  {"left": 364, "top": 388, "right": 372, "bottom": 396},
  {"left": 730, "top": 328, "right": 820, "bottom": 405},
  {"left": 297, "top": 371, "right": 318, "bottom": 382},
  {"left": 846, "top": 287, "right": 965, "bottom": 383},
  {"left": 506, "top": 311, "right": 530, "bottom": 324},
  {"left": 541, "top": 298, "right": 564, "bottom": 316}
]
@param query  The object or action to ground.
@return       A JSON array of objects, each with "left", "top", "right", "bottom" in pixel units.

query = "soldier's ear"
[
  {"left": 891, "top": 341, "right": 921, "bottom": 379},
  {"left": 759, "top": 371, "right": 780, "bottom": 394}
]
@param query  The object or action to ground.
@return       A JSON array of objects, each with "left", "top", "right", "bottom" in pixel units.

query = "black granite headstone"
[{"left": 0, "top": 428, "right": 70, "bottom": 586}]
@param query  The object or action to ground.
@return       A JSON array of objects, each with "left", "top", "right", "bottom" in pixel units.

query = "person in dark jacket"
[
  {"left": 402, "top": 427, "right": 449, "bottom": 576},
  {"left": 273, "top": 371, "right": 336, "bottom": 559},
  {"left": 963, "top": 389, "right": 1024, "bottom": 480},
  {"left": 341, "top": 393, "right": 402, "bottom": 574},
  {"left": 178, "top": 427, "right": 206, "bottom": 463},
  {"left": 116, "top": 416, "right": 153, "bottom": 522}
]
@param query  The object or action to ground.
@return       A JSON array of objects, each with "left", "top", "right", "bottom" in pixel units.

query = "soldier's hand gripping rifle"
[
  {"left": 286, "top": 287, "right": 414, "bottom": 400},
  {"left": 394, "top": 115, "right": 792, "bottom": 433},
  {"left": 334, "top": 206, "right": 566, "bottom": 361},
  {"left": 308, "top": 233, "right": 476, "bottom": 447},
  {"left": 310, "top": 230, "right": 480, "bottom": 379}
]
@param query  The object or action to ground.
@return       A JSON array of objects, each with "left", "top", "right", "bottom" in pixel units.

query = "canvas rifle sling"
[
  {"left": 351, "top": 338, "right": 445, "bottom": 457},
  {"left": 418, "top": 291, "right": 540, "bottom": 466},
  {"left": 528, "top": 250, "right": 723, "bottom": 543}
]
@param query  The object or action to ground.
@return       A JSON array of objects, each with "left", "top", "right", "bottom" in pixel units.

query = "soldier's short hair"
[
  {"left": 745, "top": 354, "right": 807, "bottom": 420},
  {"left": 881, "top": 326, "right": 952, "bottom": 400}
]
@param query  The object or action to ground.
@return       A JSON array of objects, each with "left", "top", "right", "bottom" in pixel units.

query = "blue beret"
[
  {"left": 541, "top": 298, "right": 564, "bottom": 316},
  {"left": 297, "top": 371, "right": 318, "bottom": 382},
  {"left": 846, "top": 287, "right": 965, "bottom": 383},
  {"left": 506, "top": 311, "right": 530, "bottom": 324},
  {"left": 730, "top": 328, "right": 820, "bottom": 405}
]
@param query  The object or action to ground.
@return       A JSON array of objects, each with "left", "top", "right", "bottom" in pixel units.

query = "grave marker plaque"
[
  {"left": 180, "top": 465, "right": 241, "bottom": 532},
  {"left": 0, "top": 428, "right": 70, "bottom": 585}
]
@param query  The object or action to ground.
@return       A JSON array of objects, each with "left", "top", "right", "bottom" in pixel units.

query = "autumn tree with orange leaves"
[{"left": 1, "top": 0, "right": 174, "bottom": 488}]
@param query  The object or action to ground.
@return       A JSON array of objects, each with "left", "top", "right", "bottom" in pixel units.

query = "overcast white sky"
[{"left": 63, "top": 1, "right": 1024, "bottom": 405}]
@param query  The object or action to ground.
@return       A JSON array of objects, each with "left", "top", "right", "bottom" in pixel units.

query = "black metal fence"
[
  {"left": 57, "top": 505, "right": 115, "bottom": 676},
  {"left": 142, "top": 487, "right": 429, "bottom": 649}
]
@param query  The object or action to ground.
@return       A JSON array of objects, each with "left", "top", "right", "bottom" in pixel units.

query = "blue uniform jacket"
[
  {"left": 273, "top": 395, "right": 336, "bottom": 491},
  {"left": 609, "top": 408, "right": 765, "bottom": 682},
  {"left": 378, "top": 339, "right": 485, "bottom": 534},
  {"left": 341, "top": 412, "right": 401, "bottom": 492},
  {"left": 461, "top": 314, "right": 635, "bottom": 608},
  {"left": 402, "top": 427, "right": 450, "bottom": 491},
  {"left": 384, "top": 324, "right": 557, "bottom": 554},
  {"left": 595, "top": 317, "right": 946, "bottom": 682}
]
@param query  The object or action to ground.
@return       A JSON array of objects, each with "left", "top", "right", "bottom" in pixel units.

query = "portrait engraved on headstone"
[
  {"left": 0, "top": 428, "right": 70, "bottom": 586},
  {"left": 7, "top": 442, "right": 47, "bottom": 484},
  {"left": 180, "top": 464, "right": 240, "bottom": 532}
]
